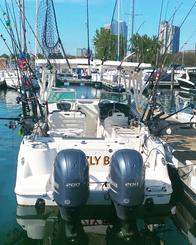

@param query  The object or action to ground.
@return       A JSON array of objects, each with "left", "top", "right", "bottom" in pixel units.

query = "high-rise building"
[
  {"left": 104, "top": 20, "right": 128, "bottom": 60},
  {"left": 105, "top": 20, "right": 128, "bottom": 39},
  {"left": 159, "top": 21, "right": 180, "bottom": 54},
  {"left": 77, "top": 48, "right": 88, "bottom": 57},
  {"left": 111, "top": 20, "right": 128, "bottom": 39}
]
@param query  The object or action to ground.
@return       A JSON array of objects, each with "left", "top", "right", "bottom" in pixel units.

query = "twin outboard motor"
[
  {"left": 107, "top": 149, "right": 145, "bottom": 242},
  {"left": 108, "top": 149, "right": 145, "bottom": 220},
  {"left": 53, "top": 149, "right": 89, "bottom": 242}
]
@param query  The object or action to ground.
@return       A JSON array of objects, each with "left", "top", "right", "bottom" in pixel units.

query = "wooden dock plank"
[{"left": 161, "top": 117, "right": 196, "bottom": 164}]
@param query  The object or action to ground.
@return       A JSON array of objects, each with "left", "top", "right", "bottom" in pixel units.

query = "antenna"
[
  {"left": 117, "top": 0, "right": 120, "bottom": 61},
  {"left": 131, "top": 0, "right": 135, "bottom": 44},
  {"left": 21, "top": 0, "right": 27, "bottom": 52},
  {"left": 35, "top": 0, "right": 39, "bottom": 56},
  {"left": 86, "top": 0, "right": 91, "bottom": 75},
  {"left": 155, "top": 0, "right": 164, "bottom": 66}
]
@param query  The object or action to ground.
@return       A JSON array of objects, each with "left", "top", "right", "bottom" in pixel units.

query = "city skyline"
[{"left": 0, "top": 0, "right": 195, "bottom": 56}]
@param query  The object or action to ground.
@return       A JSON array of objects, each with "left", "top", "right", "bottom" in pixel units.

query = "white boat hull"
[{"left": 15, "top": 136, "right": 172, "bottom": 207}]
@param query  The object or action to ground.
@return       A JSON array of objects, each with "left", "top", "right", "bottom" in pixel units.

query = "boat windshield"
[
  {"left": 48, "top": 89, "right": 76, "bottom": 103},
  {"left": 100, "top": 92, "right": 129, "bottom": 104}
]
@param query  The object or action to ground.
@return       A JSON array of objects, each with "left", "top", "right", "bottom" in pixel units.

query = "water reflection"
[
  {"left": 4, "top": 204, "right": 193, "bottom": 245},
  {"left": 174, "top": 203, "right": 196, "bottom": 245}
]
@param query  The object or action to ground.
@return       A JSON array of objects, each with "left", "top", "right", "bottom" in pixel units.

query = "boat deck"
[{"left": 161, "top": 117, "right": 196, "bottom": 164}]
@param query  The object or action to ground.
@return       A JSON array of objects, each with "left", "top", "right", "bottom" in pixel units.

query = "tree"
[
  {"left": 93, "top": 28, "right": 127, "bottom": 61},
  {"left": 0, "top": 53, "right": 9, "bottom": 59},
  {"left": 48, "top": 52, "right": 63, "bottom": 59},
  {"left": 36, "top": 53, "right": 45, "bottom": 59},
  {"left": 130, "top": 34, "right": 161, "bottom": 65}
]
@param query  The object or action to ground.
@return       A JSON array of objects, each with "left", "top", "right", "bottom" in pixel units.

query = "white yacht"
[{"left": 176, "top": 67, "right": 196, "bottom": 96}]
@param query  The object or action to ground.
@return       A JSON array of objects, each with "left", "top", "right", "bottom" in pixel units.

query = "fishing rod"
[
  {"left": 101, "top": 0, "right": 118, "bottom": 65},
  {"left": 0, "top": 9, "right": 27, "bottom": 87},
  {"left": 156, "top": 1, "right": 182, "bottom": 66},
  {"left": 0, "top": 25, "right": 38, "bottom": 89},
  {"left": 11, "top": 0, "right": 21, "bottom": 51},
  {"left": 12, "top": 0, "right": 53, "bottom": 121},
  {"left": 0, "top": 2, "right": 47, "bottom": 129},
  {"left": 164, "top": 0, "right": 169, "bottom": 21},
  {"left": 0, "top": 117, "right": 21, "bottom": 121},
  {"left": 0, "top": 34, "right": 22, "bottom": 88},
  {"left": 0, "top": 34, "right": 15, "bottom": 58},
  {"left": 4, "top": 0, "right": 21, "bottom": 55},
  {"left": 1, "top": 3, "right": 44, "bottom": 120},
  {"left": 160, "top": 1, "right": 196, "bottom": 66},
  {"left": 162, "top": 104, "right": 192, "bottom": 120},
  {"left": 1, "top": 12, "right": 39, "bottom": 78},
  {"left": 161, "top": 3, "right": 181, "bottom": 63},
  {"left": 2, "top": 0, "right": 25, "bottom": 86},
  {"left": 171, "top": 29, "right": 196, "bottom": 65},
  {"left": 14, "top": 0, "right": 53, "bottom": 70},
  {"left": 50, "top": 0, "right": 71, "bottom": 70},
  {"left": 0, "top": 2, "right": 21, "bottom": 55},
  {"left": 86, "top": 0, "right": 91, "bottom": 73},
  {"left": 142, "top": 1, "right": 196, "bottom": 124},
  {"left": 4, "top": 0, "right": 21, "bottom": 51}
]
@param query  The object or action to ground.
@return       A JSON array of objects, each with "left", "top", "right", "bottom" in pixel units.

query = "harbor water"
[{"left": 0, "top": 86, "right": 195, "bottom": 245}]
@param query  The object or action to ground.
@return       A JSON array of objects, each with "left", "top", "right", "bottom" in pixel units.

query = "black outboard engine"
[
  {"left": 107, "top": 149, "right": 145, "bottom": 243},
  {"left": 53, "top": 149, "right": 89, "bottom": 243}
]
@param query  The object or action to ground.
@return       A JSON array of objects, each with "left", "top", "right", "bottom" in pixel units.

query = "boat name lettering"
[
  {"left": 125, "top": 182, "right": 139, "bottom": 187},
  {"left": 65, "top": 183, "right": 80, "bottom": 188},
  {"left": 86, "top": 156, "right": 110, "bottom": 166}
]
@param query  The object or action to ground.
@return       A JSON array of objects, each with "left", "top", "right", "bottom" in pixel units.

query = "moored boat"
[
  {"left": 176, "top": 67, "right": 196, "bottom": 96},
  {"left": 14, "top": 67, "right": 178, "bottom": 241}
]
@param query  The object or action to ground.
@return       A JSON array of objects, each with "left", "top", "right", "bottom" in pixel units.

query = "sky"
[{"left": 0, "top": 0, "right": 195, "bottom": 56}]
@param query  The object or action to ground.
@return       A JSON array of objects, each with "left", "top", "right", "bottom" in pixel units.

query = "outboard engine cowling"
[
  {"left": 108, "top": 149, "right": 145, "bottom": 220},
  {"left": 53, "top": 149, "right": 89, "bottom": 243},
  {"left": 53, "top": 149, "right": 89, "bottom": 207},
  {"left": 107, "top": 149, "right": 145, "bottom": 242}
]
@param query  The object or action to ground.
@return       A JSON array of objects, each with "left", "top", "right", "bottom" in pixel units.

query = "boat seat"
[
  {"left": 104, "top": 112, "right": 128, "bottom": 129},
  {"left": 48, "top": 111, "right": 86, "bottom": 136}
]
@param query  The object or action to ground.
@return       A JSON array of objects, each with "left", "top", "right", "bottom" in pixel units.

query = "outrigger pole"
[{"left": 86, "top": 0, "right": 91, "bottom": 76}]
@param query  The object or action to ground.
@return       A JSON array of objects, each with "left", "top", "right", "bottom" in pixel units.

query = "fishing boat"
[
  {"left": 13, "top": 66, "right": 179, "bottom": 242},
  {"left": 0, "top": 0, "right": 179, "bottom": 241}
]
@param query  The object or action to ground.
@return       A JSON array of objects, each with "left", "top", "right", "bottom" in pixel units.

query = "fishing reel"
[
  {"left": 16, "top": 96, "right": 21, "bottom": 104},
  {"left": 6, "top": 121, "right": 18, "bottom": 130}
]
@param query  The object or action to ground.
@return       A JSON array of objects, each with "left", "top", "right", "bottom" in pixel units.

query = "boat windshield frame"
[
  {"left": 48, "top": 89, "right": 76, "bottom": 103},
  {"left": 99, "top": 91, "right": 130, "bottom": 104}
]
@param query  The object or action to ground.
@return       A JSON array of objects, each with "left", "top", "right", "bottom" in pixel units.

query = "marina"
[
  {"left": 0, "top": 0, "right": 195, "bottom": 244},
  {"left": 0, "top": 86, "right": 195, "bottom": 245}
]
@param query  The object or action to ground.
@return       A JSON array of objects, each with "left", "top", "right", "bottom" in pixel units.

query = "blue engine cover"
[
  {"left": 109, "top": 149, "right": 145, "bottom": 207},
  {"left": 53, "top": 149, "right": 89, "bottom": 207}
]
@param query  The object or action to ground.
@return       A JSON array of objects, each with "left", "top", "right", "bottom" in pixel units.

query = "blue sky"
[{"left": 0, "top": 0, "right": 195, "bottom": 55}]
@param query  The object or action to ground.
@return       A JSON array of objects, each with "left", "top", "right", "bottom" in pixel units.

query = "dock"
[
  {"left": 161, "top": 116, "right": 196, "bottom": 208},
  {"left": 161, "top": 117, "right": 196, "bottom": 164}
]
